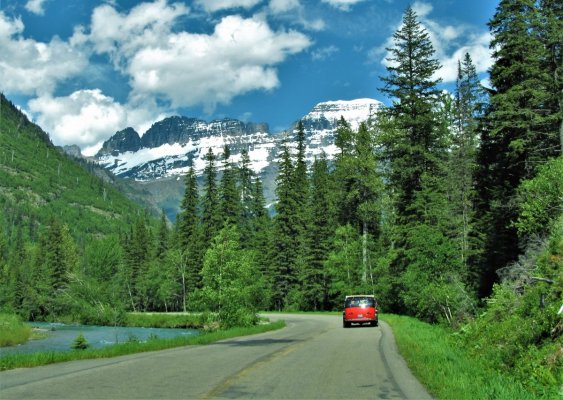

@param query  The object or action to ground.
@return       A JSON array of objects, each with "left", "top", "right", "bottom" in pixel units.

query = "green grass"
[
  {"left": 382, "top": 314, "right": 547, "bottom": 400},
  {"left": 0, "top": 320, "right": 285, "bottom": 371},
  {"left": 0, "top": 313, "right": 32, "bottom": 347}
]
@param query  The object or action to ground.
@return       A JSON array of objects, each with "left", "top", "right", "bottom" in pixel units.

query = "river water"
[{"left": 0, "top": 322, "right": 199, "bottom": 355}]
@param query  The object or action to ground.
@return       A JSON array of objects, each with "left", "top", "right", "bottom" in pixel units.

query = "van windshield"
[{"left": 345, "top": 297, "right": 375, "bottom": 308}]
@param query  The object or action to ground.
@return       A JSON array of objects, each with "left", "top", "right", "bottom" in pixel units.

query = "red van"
[{"left": 343, "top": 295, "right": 378, "bottom": 328}]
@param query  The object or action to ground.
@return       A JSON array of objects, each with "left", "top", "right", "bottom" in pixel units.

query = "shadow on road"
[{"left": 218, "top": 338, "right": 300, "bottom": 347}]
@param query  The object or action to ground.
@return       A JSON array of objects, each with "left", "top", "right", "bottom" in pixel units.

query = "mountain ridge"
[
  {"left": 0, "top": 93, "right": 157, "bottom": 238},
  {"left": 94, "top": 98, "right": 381, "bottom": 178}
]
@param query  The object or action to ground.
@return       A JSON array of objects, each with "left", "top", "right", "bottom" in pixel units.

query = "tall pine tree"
[
  {"left": 220, "top": 145, "right": 241, "bottom": 225},
  {"left": 271, "top": 144, "right": 298, "bottom": 310},
  {"left": 380, "top": 6, "right": 443, "bottom": 219},
  {"left": 473, "top": 0, "right": 561, "bottom": 297},
  {"left": 302, "top": 154, "right": 334, "bottom": 310},
  {"left": 201, "top": 148, "right": 222, "bottom": 249}
]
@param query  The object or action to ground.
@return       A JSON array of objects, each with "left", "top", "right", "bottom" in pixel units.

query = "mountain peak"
[
  {"left": 95, "top": 98, "right": 381, "bottom": 179},
  {"left": 304, "top": 98, "right": 382, "bottom": 131},
  {"left": 98, "top": 127, "right": 141, "bottom": 157}
]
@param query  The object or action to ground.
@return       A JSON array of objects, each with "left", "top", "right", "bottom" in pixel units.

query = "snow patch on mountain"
[
  {"left": 95, "top": 98, "right": 381, "bottom": 182},
  {"left": 304, "top": 98, "right": 382, "bottom": 130}
]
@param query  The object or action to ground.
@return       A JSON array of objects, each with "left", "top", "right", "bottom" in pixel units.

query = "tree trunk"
[
  {"left": 181, "top": 272, "right": 186, "bottom": 313},
  {"left": 127, "top": 282, "right": 136, "bottom": 312}
]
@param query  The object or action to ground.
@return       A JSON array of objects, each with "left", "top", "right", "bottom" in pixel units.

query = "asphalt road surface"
[{"left": 0, "top": 314, "right": 432, "bottom": 399}]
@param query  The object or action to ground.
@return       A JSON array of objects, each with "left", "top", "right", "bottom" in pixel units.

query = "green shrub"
[
  {"left": 200, "top": 226, "right": 264, "bottom": 329},
  {"left": 516, "top": 157, "right": 563, "bottom": 238},
  {"left": 71, "top": 333, "right": 90, "bottom": 350},
  {"left": 458, "top": 218, "right": 562, "bottom": 397},
  {"left": 0, "top": 313, "right": 32, "bottom": 347}
]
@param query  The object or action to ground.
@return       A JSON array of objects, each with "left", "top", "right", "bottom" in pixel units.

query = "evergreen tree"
[
  {"left": 248, "top": 177, "right": 272, "bottom": 305},
  {"left": 352, "top": 123, "right": 383, "bottom": 285},
  {"left": 302, "top": 154, "right": 334, "bottom": 310},
  {"left": 293, "top": 121, "right": 309, "bottom": 206},
  {"left": 448, "top": 54, "right": 484, "bottom": 279},
  {"left": 332, "top": 117, "right": 357, "bottom": 226},
  {"left": 175, "top": 167, "right": 204, "bottom": 292},
  {"left": 291, "top": 121, "right": 312, "bottom": 309},
  {"left": 539, "top": 0, "right": 562, "bottom": 153},
  {"left": 0, "top": 224, "right": 12, "bottom": 309},
  {"left": 121, "top": 217, "right": 152, "bottom": 311},
  {"left": 377, "top": 6, "right": 450, "bottom": 314},
  {"left": 155, "top": 211, "right": 169, "bottom": 260},
  {"left": 335, "top": 116, "right": 353, "bottom": 159},
  {"left": 43, "top": 220, "right": 69, "bottom": 292},
  {"left": 201, "top": 148, "right": 222, "bottom": 249},
  {"left": 177, "top": 168, "right": 198, "bottom": 249},
  {"left": 379, "top": 6, "right": 444, "bottom": 218},
  {"left": 473, "top": 0, "right": 561, "bottom": 297},
  {"left": 238, "top": 149, "right": 254, "bottom": 245},
  {"left": 220, "top": 145, "right": 241, "bottom": 225},
  {"left": 488, "top": 0, "right": 560, "bottom": 170},
  {"left": 271, "top": 144, "right": 298, "bottom": 310}
]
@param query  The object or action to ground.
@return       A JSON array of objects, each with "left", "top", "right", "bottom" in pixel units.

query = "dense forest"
[{"left": 0, "top": 1, "right": 561, "bottom": 394}]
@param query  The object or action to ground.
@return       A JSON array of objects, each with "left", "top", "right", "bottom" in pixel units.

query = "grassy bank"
[
  {"left": 0, "top": 314, "right": 32, "bottom": 347},
  {"left": 382, "top": 314, "right": 551, "bottom": 400},
  {"left": 0, "top": 320, "right": 285, "bottom": 371}
]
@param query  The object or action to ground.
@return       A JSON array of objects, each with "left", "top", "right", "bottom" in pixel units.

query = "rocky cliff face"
[
  {"left": 95, "top": 116, "right": 274, "bottom": 180},
  {"left": 98, "top": 127, "right": 142, "bottom": 156},
  {"left": 95, "top": 98, "right": 380, "bottom": 179}
]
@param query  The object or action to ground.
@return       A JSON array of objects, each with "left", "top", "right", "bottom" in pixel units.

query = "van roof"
[{"left": 345, "top": 295, "right": 374, "bottom": 298}]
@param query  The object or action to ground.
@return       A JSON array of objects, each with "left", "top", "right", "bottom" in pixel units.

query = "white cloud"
[
  {"left": 312, "top": 45, "right": 339, "bottom": 61},
  {"left": 321, "top": 0, "right": 366, "bottom": 12},
  {"left": 0, "top": 12, "right": 88, "bottom": 96},
  {"left": 373, "top": 1, "right": 492, "bottom": 83},
  {"left": 268, "top": 0, "right": 300, "bottom": 14},
  {"left": 437, "top": 32, "right": 492, "bottom": 82},
  {"left": 265, "top": 0, "right": 324, "bottom": 31},
  {"left": 194, "top": 0, "right": 263, "bottom": 13},
  {"left": 88, "top": 0, "right": 189, "bottom": 70},
  {"left": 125, "top": 15, "right": 311, "bottom": 111},
  {"left": 25, "top": 0, "right": 48, "bottom": 16},
  {"left": 84, "top": 2, "right": 310, "bottom": 111},
  {"left": 2, "top": 1, "right": 312, "bottom": 154},
  {"left": 300, "top": 17, "right": 325, "bottom": 31},
  {"left": 28, "top": 89, "right": 166, "bottom": 156},
  {"left": 411, "top": 1, "right": 432, "bottom": 18}
]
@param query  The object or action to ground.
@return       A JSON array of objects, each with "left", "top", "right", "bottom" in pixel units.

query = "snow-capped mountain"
[
  {"left": 95, "top": 117, "right": 273, "bottom": 181},
  {"left": 299, "top": 98, "right": 381, "bottom": 160},
  {"left": 95, "top": 98, "right": 381, "bottom": 180},
  {"left": 94, "top": 98, "right": 381, "bottom": 217}
]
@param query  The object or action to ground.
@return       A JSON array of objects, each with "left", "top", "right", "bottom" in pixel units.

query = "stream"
[{"left": 0, "top": 322, "right": 199, "bottom": 354}]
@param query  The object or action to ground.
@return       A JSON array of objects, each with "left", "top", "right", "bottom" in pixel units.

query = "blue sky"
[{"left": 0, "top": 0, "right": 497, "bottom": 155}]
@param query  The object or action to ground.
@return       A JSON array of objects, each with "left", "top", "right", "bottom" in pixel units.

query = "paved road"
[{"left": 0, "top": 314, "right": 432, "bottom": 399}]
